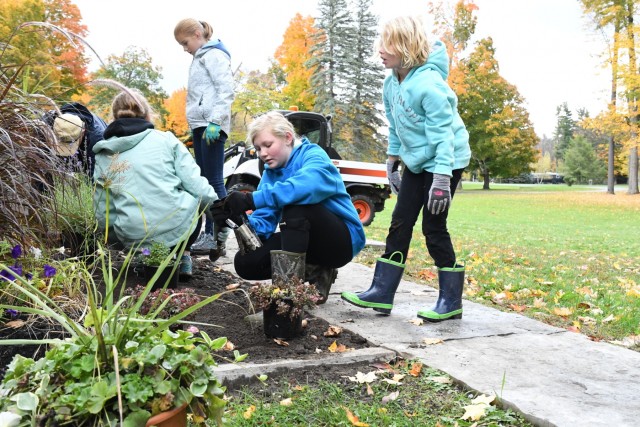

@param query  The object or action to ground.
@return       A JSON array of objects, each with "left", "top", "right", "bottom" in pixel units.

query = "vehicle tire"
[
  {"left": 351, "top": 195, "right": 375, "bottom": 226},
  {"left": 229, "top": 182, "right": 256, "bottom": 194}
]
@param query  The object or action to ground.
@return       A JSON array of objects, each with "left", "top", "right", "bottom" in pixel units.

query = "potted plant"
[
  {"left": 0, "top": 243, "right": 244, "bottom": 426},
  {"left": 140, "top": 242, "right": 178, "bottom": 290},
  {"left": 249, "top": 253, "right": 321, "bottom": 340}
]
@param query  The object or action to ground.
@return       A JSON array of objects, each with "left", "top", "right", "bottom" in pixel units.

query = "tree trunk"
[
  {"left": 608, "top": 25, "right": 620, "bottom": 195},
  {"left": 625, "top": 3, "right": 639, "bottom": 195},
  {"left": 628, "top": 146, "right": 639, "bottom": 194},
  {"left": 482, "top": 171, "right": 491, "bottom": 190}
]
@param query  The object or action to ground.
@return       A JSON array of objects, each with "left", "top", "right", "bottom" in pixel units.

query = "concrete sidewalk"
[{"left": 217, "top": 237, "right": 640, "bottom": 427}]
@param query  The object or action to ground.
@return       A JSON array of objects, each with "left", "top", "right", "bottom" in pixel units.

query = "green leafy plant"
[
  {"left": 249, "top": 275, "right": 320, "bottom": 320},
  {"left": 0, "top": 240, "right": 243, "bottom": 426},
  {"left": 125, "top": 285, "right": 202, "bottom": 321},
  {"left": 140, "top": 242, "right": 172, "bottom": 267}
]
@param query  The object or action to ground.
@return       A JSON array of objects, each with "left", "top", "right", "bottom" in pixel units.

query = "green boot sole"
[
  {"left": 417, "top": 308, "right": 463, "bottom": 322},
  {"left": 341, "top": 292, "right": 393, "bottom": 314}
]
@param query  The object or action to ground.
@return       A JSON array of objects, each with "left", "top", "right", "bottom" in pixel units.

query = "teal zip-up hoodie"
[
  {"left": 383, "top": 40, "right": 470, "bottom": 176},
  {"left": 249, "top": 138, "right": 366, "bottom": 258}
]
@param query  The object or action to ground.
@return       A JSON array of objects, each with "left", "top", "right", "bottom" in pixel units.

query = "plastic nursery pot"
[
  {"left": 263, "top": 299, "right": 303, "bottom": 339},
  {"left": 143, "top": 264, "right": 179, "bottom": 290},
  {"left": 145, "top": 402, "right": 188, "bottom": 427}
]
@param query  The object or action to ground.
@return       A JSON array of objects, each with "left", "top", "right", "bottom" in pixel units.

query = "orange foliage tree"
[
  {"left": 274, "top": 13, "right": 319, "bottom": 111},
  {"left": 162, "top": 88, "right": 189, "bottom": 140}
]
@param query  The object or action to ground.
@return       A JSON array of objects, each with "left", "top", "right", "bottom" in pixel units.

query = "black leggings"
[
  {"left": 234, "top": 204, "right": 353, "bottom": 280},
  {"left": 383, "top": 168, "right": 464, "bottom": 268}
]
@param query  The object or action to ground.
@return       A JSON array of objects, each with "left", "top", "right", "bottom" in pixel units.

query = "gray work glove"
[
  {"left": 386, "top": 159, "right": 402, "bottom": 195},
  {"left": 427, "top": 173, "right": 451, "bottom": 215}
]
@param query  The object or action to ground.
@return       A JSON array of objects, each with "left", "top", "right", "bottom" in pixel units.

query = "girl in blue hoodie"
[
  {"left": 174, "top": 18, "right": 234, "bottom": 262},
  {"left": 212, "top": 112, "right": 366, "bottom": 303},
  {"left": 342, "top": 16, "right": 471, "bottom": 322}
]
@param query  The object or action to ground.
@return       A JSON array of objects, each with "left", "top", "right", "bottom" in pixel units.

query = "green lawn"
[{"left": 358, "top": 183, "right": 640, "bottom": 345}]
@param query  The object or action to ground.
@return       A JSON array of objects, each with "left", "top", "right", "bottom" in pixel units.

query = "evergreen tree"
[
  {"left": 563, "top": 136, "right": 607, "bottom": 184},
  {"left": 553, "top": 102, "right": 576, "bottom": 162},
  {"left": 339, "top": 0, "right": 386, "bottom": 161},
  {"left": 308, "top": 0, "right": 354, "bottom": 140}
]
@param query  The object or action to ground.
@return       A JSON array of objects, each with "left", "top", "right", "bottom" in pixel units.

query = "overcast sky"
[{"left": 73, "top": 0, "right": 610, "bottom": 138}]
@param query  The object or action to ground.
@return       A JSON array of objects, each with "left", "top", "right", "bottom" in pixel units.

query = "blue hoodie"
[
  {"left": 383, "top": 40, "right": 471, "bottom": 176},
  {"left": 249, "top": 138, "right": 366, "bottom": 258}
]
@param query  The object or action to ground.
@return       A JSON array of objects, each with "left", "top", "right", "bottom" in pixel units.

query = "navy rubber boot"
[
  {"left": 341, "top": 252, "right": 405, "bottom": 315},
  {"left": 417, "top": 265, "right": 465, "bottom": 322}
]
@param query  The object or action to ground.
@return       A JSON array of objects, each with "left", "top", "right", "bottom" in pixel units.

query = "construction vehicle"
[{"left": 223, "top": 110, "right": 391, "bottom": 226}]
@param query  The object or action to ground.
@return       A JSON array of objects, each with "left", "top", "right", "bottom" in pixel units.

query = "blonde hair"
[
  {"left": 111, "top": 89, "right": 156, "bottom": 122},
  {"left": 246, "top": 111, "right": 297, "bottom": 145},
  {"left": 379, "top": 16, "right": 430, "bottom": 69},
  {"left": 174, "top": 18, "right": 213, "bottom": 41}
]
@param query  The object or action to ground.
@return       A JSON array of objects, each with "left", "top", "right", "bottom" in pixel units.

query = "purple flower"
[
  {"left": 0, "top": 265, "right": 22, "bottom": 281},
  {"left": 43, "top": 264, "right": 56, "bottom": 278},
  {"left": 141, "top": 248, "right": 151, "bottom": 256},
  {"left": 11, "top": 245, "right": 22, "bottom": 259},
  {"left": 26, "top": 272, "right": 33, "bottom": 280},
  {"left": 5, "top": 309, "right": 19, "bottom": 319}
]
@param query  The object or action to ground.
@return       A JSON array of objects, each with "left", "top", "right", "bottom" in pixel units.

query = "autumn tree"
[
  {"left": 456, "top": 38, "right": 538, "bottom": 189},
  {"left": 274, "top": 13, "right": 318, "bottom": 111},
  {"left": 580, "top": 0, "right": 639, "bottom": 194},
  {"left": 162, "top": 88, "right": 189, "bottom": 140},
  {"left": 87, "top": 46, "right": 167, "bottom": 121},
  {"left": 0, "top": 0, "right": 88, "bottom": 98}
]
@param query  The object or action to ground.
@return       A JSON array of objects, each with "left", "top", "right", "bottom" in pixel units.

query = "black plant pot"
[
  {"left": 143, "top": 265, "right": 178, "bottom": 290},
  {"left": 263, "top": 300, "right": 303, "bottom": 339}
]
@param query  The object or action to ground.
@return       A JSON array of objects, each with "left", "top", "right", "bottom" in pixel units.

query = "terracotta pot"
[
  {"left": 144, "top": 264, "right": 178, "bottom": 290},
  {"left": 145, "top": 402, "right": 188, "bottom": 427},
  {"left": 263, "top": 299, "right": 303, "bottom": 339}
]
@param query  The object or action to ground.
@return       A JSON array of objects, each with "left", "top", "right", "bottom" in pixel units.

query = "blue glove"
[
  {"left": 427, "top": 173, "right": 451, "bottom": 215},
  {"left": 204, "top": 122, "right": 221, "bottom": 145},
  {"left": 386, "top": 159, "right": 402, "bottom": 195}
]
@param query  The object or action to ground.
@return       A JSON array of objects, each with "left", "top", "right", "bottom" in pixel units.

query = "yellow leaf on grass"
[
  {"left": 366, "top": 383, "right": 374, "bottom": 395},
  {"left": 280, "top": 397, "right": 293, "bottom": 406},
  {"left": 461, "top": 403, "right": 488, "bottom": 421},
  {"left": 409, "top": 362, "right": 423, "bottom": 377},
  {"left": 509, "top": 304, "right": 527, "bottom": 312},
  {"left": 417, "top": 269, "right": 437, "bottom": 281},
  {"left": 243, "top": 405, "right": 256, "bottom": 419},
  {"left": 533, "top": 298, "right": 546, "bottom": 308},
  {"left": 427, "top": 376, "right": 452, "bottom": 384},
  {"left": 328, "top": 341, "right": 348, "bottom": 353},
  {"left": 553, "top": 307, "right": 573, "bottom": 317},
  {"left": 382, "top": 378, "right": 402, "bottom": 385},
  {"left": 381, "top": 391, "right": 399, "bottom": 403},
  {"left": 348, "top": 371, "right": 377, "bottom": 384},
  {"left": 343, "top": 407, "right": 369, "bottom": 427},
  {"left": 576, "top": 286, "right": 596, "bottom": 297},
  {"left": 602, "top": 314, "right": 616, "bottom": 323}
]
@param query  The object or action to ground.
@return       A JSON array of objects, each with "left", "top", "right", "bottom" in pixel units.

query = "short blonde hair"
[
  {"left": 174, "top": 18, "right": 213, "bottom": 41},
  {"left": 379, "top": 16, "right": 430, "bottom": 69},
  {"left": 246, "top": 111, "right": 297, "bottom": 145},
  {"left": 111, "top": 89, "right": 156, "bottom": 122}
]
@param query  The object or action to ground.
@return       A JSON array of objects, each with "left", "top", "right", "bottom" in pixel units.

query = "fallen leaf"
[
  {"left": 301, "top": 319, "right": 308, "bottom": 328},
  {"left": 225, "top": 283, "right": 240, "bottom": 290},
  {"left": 417, "top": 269, "right": 437, "bottom": 281},
  {"left": 369, "top": 362, "right": 394, "bottom": 372},
  {"left": 381, "top": 378, "right": 402, "bottom": 385},
  {"left": 343, "top": 318, "right": 355, "bottom": 323},
  {"left": 509, "top": 304, "right": 527, "bottom": 312},
  {"left": 328, "top": 341, "right": 349, "bottom": 353},
  {"left": 553, "top": 307, "right": 573, "bottom": 317},
  {"left": 533, "top": 298, "right": 546, "bottom": 308},
  {"left": 324, "top": 325, "right": 343, "bottom": 337},
  {"left": 310, "top": 334, "right": 317, "bottom": 340},
  {"left": 427, "top": 376, "right": 452, "bottom": 384},
  {"left": 315, "top": 348, "right": 323, "bottom": 353},
  {"left": 578, "top": 316, "right": 597, "bottom": 325},
  {"left": 461, "top": 403, "right": 488, "bottom": 421},
  {"left": 348, "top": 371, "right": 377, "bottom": 384},
  {"left": 280, "top": 397, "right": 293, "bottom": 406},
  {"left": 273, "top": 338, "right": 289, "bottom": 347},
  {"left": 222, "top": 341, "right": 235, "bottom": 351},
  {"left": 243, "top": 405, "right": 256, "bottom": 420},
  {"left": 381, "top": 390, "right": 399, "bottom": 403},
  {"left": 602, "top": 314, "right": 615, "bottom": 323},
  {"left": 609, "top": 335, "right": 640, "bottom": 347},
  {"left": 343, "top": 407, "right": 369, "bottom": 426},
  {"left": 408, "top": 362, "right": 422, "bottom": 377},
  {"left": 423, "top": 338, "right": 444, "bottom": 345},
  {"left": 5, "top": 320, "right": 25, "bottom": 329},
  {"left": 408, "top": 318, "right": 424, "bottom": 326},
  {"left": 366, "top": 383, "right": 374, "bottom": 395}
]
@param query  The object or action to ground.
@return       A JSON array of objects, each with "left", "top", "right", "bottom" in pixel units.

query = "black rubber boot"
[
  {"left": 340, "top": 252, "right": 405, "bottom": 315},
  {"left": 306, "top": 264, "right": 338, "bottom": 304},
  {"left": 417, "top": 265, "right": 465, "bottom": 322}
]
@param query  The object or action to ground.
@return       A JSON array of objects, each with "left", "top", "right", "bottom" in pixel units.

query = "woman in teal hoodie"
[
  {"left": 212, "top": 111, "right": 366, "bottom": 303},
  {"left": 342, "top": 16, "right": 471, "bottom": 322}
]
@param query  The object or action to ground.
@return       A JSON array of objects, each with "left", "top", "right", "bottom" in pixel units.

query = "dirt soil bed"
[{"left": 0, "top": 254, "right": 372, "bottom": 380}]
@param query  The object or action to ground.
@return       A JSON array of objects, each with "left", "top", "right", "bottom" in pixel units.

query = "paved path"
[{"left": 217, "top": 236, "right": 640, "bottom": 427}]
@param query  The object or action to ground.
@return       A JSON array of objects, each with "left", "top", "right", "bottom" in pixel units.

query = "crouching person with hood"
[
  {"left": 211, "top": 111, "right": 366, "bottom": 303},
  {"left": 92, "top": 89, "right": 219, "bottom": 283}
]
